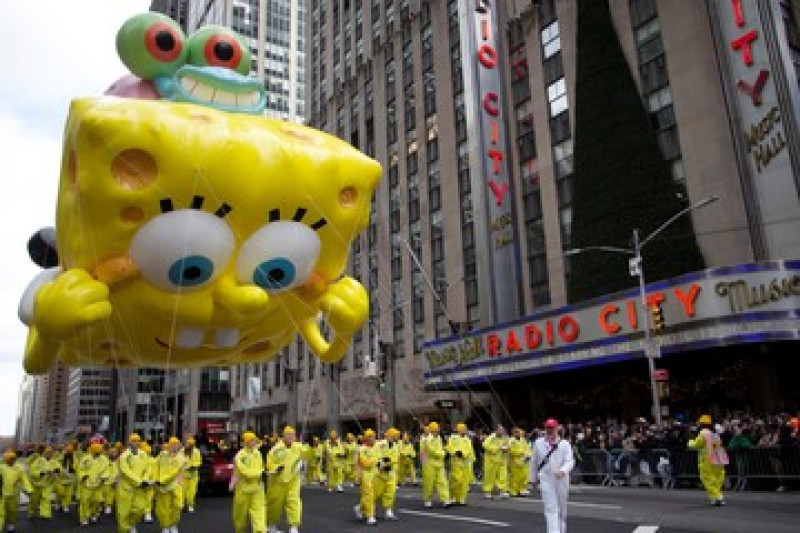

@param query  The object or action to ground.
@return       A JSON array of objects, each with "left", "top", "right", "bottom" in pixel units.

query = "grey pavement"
[{"left": 11, "top": 483, "right": 799, "bottom": 532}]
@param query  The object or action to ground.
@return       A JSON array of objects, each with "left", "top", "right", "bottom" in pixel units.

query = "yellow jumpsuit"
[
  {"left": 154, "top": 451, "right": 186, "bottom": 530},
  {"left": 0, "top": 462, "right": 32, "bottom": 530},
  {"left": 447, "top": 434, "right": 475, "bottom": 504},
  {"left": 144, "top": 453, "right": 156, "bottom": 519},
  {"left": 54, "top": 456, "right": 76, "bottom": 511},
  {"left": 116, "top": 448, "right": 151, "bottom": 533},
  {"left": 482, "top": 434, "right": 510, "bottom": 496},
  {"left": 688, "top": 429, "right": 726, "bottom": 503},
  {"left": 182, "top": 447, "right": 203, "bottom": 510},
  {"left": 344, "top": 440, "right": 358, "bottom": 485},
  {"left": 73, "top": 448, "right": 85, "bottom": 502},
  {"left": 104, "top": 458, "right": 119, "bottom": 511},
  {"left": 323, "top": 439, "right": 346, "bottom": 490},
  {"left": 356, "top": 444, "right": 379, "bottom": 519},
  {"left": 375, "top": 440, "right": 399, "bottom": 514},
  {"left": 508, "top": 437, "right": 532, "bottom": 496},
  {"left": 78, "top": 453, "right": 110, "bottom": 524},
  {"left": 397, "top": 440, "right": 418, "bottom": 485},
  {"left": 421, "top": 435, "right": 451, "bottom": 504},
  {"left": 266, "top": 441, "right": 304, "bottom": 529},
  {"left": 232, "top": 446, "right": 266, "bottom": 533},
  {"left": 27, "top": 454, "right": 57, "bottom": 518},
  {"left": 303, "top": 444, "right": 323, "bottom": 485}
]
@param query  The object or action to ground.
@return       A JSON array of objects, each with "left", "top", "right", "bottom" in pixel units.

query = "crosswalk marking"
[
  {"left": 633, "top": 526, "right": 660, "bottom": 533},
  {"left": 398, "top": 509, "right": 511, "bottom": 528},
  {"left": 525, "top": 498, "right": 623, "bottom": 510}
]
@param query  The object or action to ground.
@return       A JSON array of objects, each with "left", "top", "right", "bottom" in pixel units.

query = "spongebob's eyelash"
[
  {"left": 269, "top": 207, "right": 327, "bottom": 231},
  {"left": 159, "top": 196, "right": 232, "bottom": 218}
]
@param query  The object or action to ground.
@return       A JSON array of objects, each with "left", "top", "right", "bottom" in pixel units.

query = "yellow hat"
[
  {"left": 167, "top": 437, "right": 182, "bottom": 447},
  {"left": 3, "top": 450, "right": 16, "bottom": 460},
  {"left": 243, "top": 431, "right": 259, "bottom": 444},
  {"left": 141, "top": 442, "right": 152, "bottom": 454},
  {"left": 428, "top": 422, "right": 440, "bottom": 432},
  {"left": 186, "top": 437, "right": 196, "bottom": 445},
  {"left": 329, "top": 430, "right": 339, "bottom": 438},
  {"left": 456, "top": 422, "right": 467, "bottom": 433},
  {"left": 89, "top": 442, "right": 104, "bottom": 454},
  {"left": 385, "top": 427, "right": 400, "bottom": 438},
  {"left": 698, "top": 414, "right": 712, "bottom": 425},
  {"left": 283, "top": 426, "right": 296, "bottom": 436},
  {"left": 346, "top": 432, "right": 355, "bottom": 440},
  {"left": 128, "top": 433, "right": 142, "bottom": 443},
  {"left": 363, "top": 429, "right": 376, "bottom": 439}
]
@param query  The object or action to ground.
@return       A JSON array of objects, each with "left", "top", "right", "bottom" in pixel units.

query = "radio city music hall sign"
[
  {"left": 423, "top": 262, "right": 800, "bottom": 375},
  {"left": 728, "top": 0, "right": 787, "bottom": 171}
]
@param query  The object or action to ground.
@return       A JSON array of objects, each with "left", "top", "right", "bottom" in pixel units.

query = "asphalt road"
[{"left": 13, "top": 483, "right": 799, "bottom": 532}]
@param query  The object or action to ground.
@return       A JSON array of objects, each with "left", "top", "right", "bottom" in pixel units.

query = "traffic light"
[{"left": 650, "top": 305, "right": 665, "bottom": 333}]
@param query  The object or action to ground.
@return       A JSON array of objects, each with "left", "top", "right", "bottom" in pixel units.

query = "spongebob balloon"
[{"left": 18, "top": 14, "right": 381, "bottom": 375}]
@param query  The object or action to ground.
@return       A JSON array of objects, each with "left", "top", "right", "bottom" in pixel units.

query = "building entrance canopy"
[{"left": 423, "top": 261, "right": 800, "bottom": 390}]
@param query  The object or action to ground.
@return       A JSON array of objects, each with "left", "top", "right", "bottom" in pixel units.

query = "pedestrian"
[
  {"left": 141, "top": 441, "right": 157, "bottom": 523},
  {"left": 304, "top": 436, "right": 324, "bottom": 486},
  {"left": 482, "top": 425, "right": 510, "bottom": 499},
  {"left": 232, "top": 431, "right": 266, "bottom": 533},
  {"left": 0, "top": 450, "right": 33, "bottom": 532},
  {"left": 374, "top": 428, "right": 401, "bottom": 521},
  {"left": 447, "top": 422, "right": 475, "bottom": 505},
  {"left": 508, "top": 427, "right": 532, "bottom": 497},
  {"left": 117, "top": 433, "right": 152, "bottom": 533},
  {"left": 77, "top": 439, "right": 110, "bottom": 526},
  {"left": 27, "top": 445, "right": 57, "bottom": 520},
  {"left": 323, "top": 430, "right": 346, "bottom": 493},
  {"left": 181, "top": 437, "right": 202, "bottom": 513},
  {"left": 532, "top": 418, "right": 575, "bottom": 533},
  {"left": 266, "top": 426, "right": 305, "bottom": 533},
  {"left": 353, "top": 428, "right": 380, "bottom": 526},
  {"left": 154, "top": 437, "right": 186, "bottom": 533},
  {"left": 343, "top": 433, "right": 358, "bottom": 488},
  {"left": 688, "top": 414, "right": 728, "bottom": 506},
  {"left": 420, "top": 422, "right": 452, "bottom": 508},
  {"left": 397, "top": 432, "right": 418, "bottom": 486},
  {"left": 54, "top": 444, "right": 76, "bottom": 514},
  {"left": 104, "top": 446, "right": 119, "bottom": 515}
]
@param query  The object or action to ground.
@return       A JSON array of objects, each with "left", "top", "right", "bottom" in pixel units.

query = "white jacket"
[{"left": 532, "top": 437, "right": 574, "bottom": 482}]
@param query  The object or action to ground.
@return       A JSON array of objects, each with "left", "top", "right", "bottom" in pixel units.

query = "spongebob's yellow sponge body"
[{"left": 22, "top": 97, "right": 380, "bottom": 373}]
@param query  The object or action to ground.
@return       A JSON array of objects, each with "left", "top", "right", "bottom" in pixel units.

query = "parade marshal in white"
[{"left": 532, "top": 418, "right": 575, "bottom": 533}]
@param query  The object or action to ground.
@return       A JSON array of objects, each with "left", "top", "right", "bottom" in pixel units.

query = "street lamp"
[{"left": 565, "top": 195, "right": 719, "bottom": 426}]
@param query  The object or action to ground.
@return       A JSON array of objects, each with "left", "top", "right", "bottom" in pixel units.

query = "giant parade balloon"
[{"left": 18, "top": 13, "right": 381, "bottom": 374}]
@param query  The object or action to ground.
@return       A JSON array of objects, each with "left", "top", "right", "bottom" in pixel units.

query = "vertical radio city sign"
[
  {"left": 470, "top": 0, "right": 521, "bottom": 323},
  {"left": 717, "top": 0, "right": 800, "bottom": 259}
]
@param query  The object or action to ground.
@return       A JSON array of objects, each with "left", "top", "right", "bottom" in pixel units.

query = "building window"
[
  {"left": 547, "top": 78, "right": 568, "bottom": 117},
  {"left": 541, "top": 21, "right": 561, "bottom": 59}
]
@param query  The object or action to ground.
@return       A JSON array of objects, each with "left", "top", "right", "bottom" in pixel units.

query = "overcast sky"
[{"left": 0, "top": 1, "right": 151, "bottom": 436}]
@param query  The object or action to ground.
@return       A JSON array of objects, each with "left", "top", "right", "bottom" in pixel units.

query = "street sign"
[
  {"left": 629, "top": 257, "right": 641, "bottom": 277},
  {"left": 652, "top": 369, "right": 669, "bottom": 381},
  {"left": 434, "top": 399, "right": 461, "bottom": 409}
]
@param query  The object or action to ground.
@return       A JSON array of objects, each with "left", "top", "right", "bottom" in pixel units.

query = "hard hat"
[
  {"left": 141, "top": 442, "right": 152, "bottom": 454},
  {"left": 544, "top": 418, "right": 559, "bottom": 428},
  {"left": 242, "top": 431, "right": 259, "bottom": 444},
  {"left": 128, "top": 433, "right": 142, "bottom": 443},
  {"left": 456, "top": 423, "right": 468, "bottom": 433},
  {"left": 329, "top": 430, "right": 339, "bottom": 438},
  {"left": 3, "top": 450, "right": 16, "bottom": 460},
  {"left": 363, "top": 429, "right": 376, "bottom": 439},
  {"left": 698, "top": 414, "right": 712, "bottom": 426},
  {"left": 186, "top": 437, "right": 196, "bottom": 445},
  {"left": 283, "top": 426, "right": 296, "bottom": 436},
  {"left": 385, "top": 427, "right": 400, "bottom": 438},
  {"left": 89, "top": 442, "right": 104, "bottom": 454},
  {"left": 428, "top": 422, "right": 440, "bottom": 432},
  {"left": 167, "top": 437, "right": 182, "bottom": 447}
]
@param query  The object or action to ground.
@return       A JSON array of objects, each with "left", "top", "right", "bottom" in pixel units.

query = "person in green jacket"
[
  {"left": 688, "top": 414, "right": 728, "bottom": 506},
  {"left": 1, "top": 450, "right": 33, "bottom": 532}
]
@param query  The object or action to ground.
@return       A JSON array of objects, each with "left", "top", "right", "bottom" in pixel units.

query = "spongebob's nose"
[{"left": 214, "top": 275, "right": 269, "bottom": 314}]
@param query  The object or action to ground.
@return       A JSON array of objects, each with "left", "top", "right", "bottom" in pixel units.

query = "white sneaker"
[
  {"left": 129, "top": 528, "right": 138, "bottom": 533},
  {"left": 91, "top": 516, "right": 98, "bottom": 523},
  {"left": 520, "top": 489, "right": 531, "bottom": 496},
  {"left": 367, "top": 517, "right": 377, "bottom": 526},
  {"left": 187, "top": 506, "right": 195, "bottom": 513},
  {"left": 337, "top": 485, "right": 344, "bottom": 492},
  {"left": 144, "top": 513, "right": 153, "bottom": 523},
  {"left": 289, "top": 528, "right": 299, "bottom": 533},
  {"left": 105, "top": 506, "right": 112, "bottom": 514},
  {"left": 171, "top": 528, "right": 179, "bottom": 533},
  {"left": 353, "top": 504, "right": 364, "bottom": 520},
  {"left": 63, "top": 506, "right": 70, "bottom": 513},
  {"left": 499, "top": 492, "right": 510, "bottom": 499},
  {"left": 385, "top": 509, "right": 398, "bottom": 521},
  {"left": 484, "top": 493, "right": 493, "bottom": 499},
  {"left": 423, "top": 501, "right": 432, "bottom": 508},
  {"left": 162, "top": 529, "right": 170, "bottom": 533}
]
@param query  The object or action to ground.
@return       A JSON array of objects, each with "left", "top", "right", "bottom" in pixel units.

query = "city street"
[{"left": 15, "top": 484, "right": 799, "bottom": 532}]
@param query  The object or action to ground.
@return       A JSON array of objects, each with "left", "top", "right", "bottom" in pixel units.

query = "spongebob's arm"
[
  {"left": 299, "top": 276, "right": 368, "bottom": 363},
  {"left": 20, "top": 269, "right": 112, "bottom": 374}
]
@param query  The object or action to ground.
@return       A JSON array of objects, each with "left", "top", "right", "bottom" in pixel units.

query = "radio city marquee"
[{"left": 423, "top": 262, "right": 800, "bottom": 388}]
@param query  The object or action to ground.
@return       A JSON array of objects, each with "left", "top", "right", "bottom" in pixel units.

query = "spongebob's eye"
[
  {"left": 237, "top": 221, "right": 321, "bottom": 293},
  {"left": 130, "top": 210, "right": 234, "bottom": 291}
]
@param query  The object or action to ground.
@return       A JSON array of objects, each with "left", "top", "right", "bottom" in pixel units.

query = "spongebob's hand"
[
  {"left": 300, "top": 276, "right": 368, "bottom": 363},
  {"left": 33, "top": 269, "right": 113, "bottom": 341}
]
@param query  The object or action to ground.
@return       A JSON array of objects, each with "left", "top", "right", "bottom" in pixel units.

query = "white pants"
[{"left": 539, "top": 477, "right": 568, "bottom": 533}]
